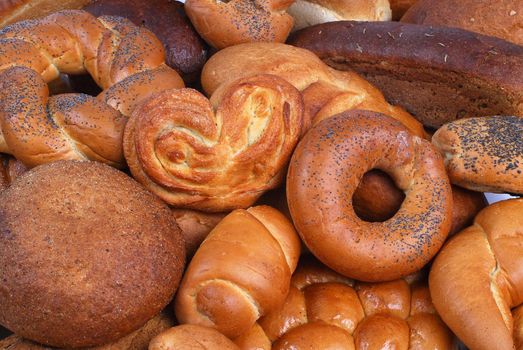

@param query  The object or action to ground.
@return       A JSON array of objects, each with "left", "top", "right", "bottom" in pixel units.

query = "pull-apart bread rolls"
[
  {"left": 124, "top": 74, "right": 304, "bottom": 212},
  {"left": 287, "top": 110, "right": 452, "bottom": 281},
  {"left": 402, "top": 0, "right": 523, "bottom": 46},
  {"left": 433, "top": 115, "right": 523, "bottom": 195},
  {"left": 287, "top": 0, "right": 391, "bottom": 31},
  {"left": 201, "top": 42, "right": 425, "bottom": 138},
  {"left": 0, "top": 10, "right": 184, "bottom": 168},
  {"left": 0, "top": 161, "right": 185, "bottom": 348},
  {"left": 430, "top": 199, "right": 523, "bottom": 350},
  {"left": 175, "top": 206, "right": 301, "bottom": 339},
  {"left": 0, "top": 311, "right": 175, "bottom": 350},
  {"left": 289, "top": 21, "right": 523, "bottom": 128},
  {"left": 185, "top": 0, "right": 294, "bottom": 49},
  {"left": 235, "top": 257, "right": 456, "bottom": 349}
]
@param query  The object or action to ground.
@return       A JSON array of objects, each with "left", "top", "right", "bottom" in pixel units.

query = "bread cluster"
[{"left": 0, "top": 1, "right": 521, "bottom": 350}]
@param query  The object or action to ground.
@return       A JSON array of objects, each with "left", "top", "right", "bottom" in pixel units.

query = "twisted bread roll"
[
  {"left": 235, "top": 257, "right": 456, "bottom": 349},
  {"left": 174, "top": 206, "right": 301, "bottom": 338},
  {"left": 430, "top": 198, "right": 523, "bottom": 350},
  {"left": 0, "top": 10, "right": 184, "bottom": 168},
  {"left": 202, "top": 42, "right": 425, "bottom": 138},
  {"left": 185, "top": 0, "right": 294, "bottom": 49},
  {"left": 432, "top": 115, "right": 523, "bottom": 195},
  {"left": 124, "top": 74, "right": 304, "bottom": 212},
  {"left": 0, "top": 0, "right": 91, "bottom": 27}
]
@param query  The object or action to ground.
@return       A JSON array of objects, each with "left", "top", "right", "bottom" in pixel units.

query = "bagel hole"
[{"left": 352, "top": 169, "right": 405, "bottom": 222}]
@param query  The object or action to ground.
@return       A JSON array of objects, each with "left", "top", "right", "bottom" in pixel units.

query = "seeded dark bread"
[
  {"left": 289, "top": 21, "right": 523, "bottom": 128},
  {"left": 0, "top": 161, "right": 186, "bottom": 348}
]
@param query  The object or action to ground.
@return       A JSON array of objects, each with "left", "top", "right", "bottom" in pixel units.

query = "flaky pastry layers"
[{"left": 124, "top": 74, "right": 304, "bottom": 212}]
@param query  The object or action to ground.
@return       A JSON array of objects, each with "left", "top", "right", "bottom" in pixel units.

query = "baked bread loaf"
[
  {"left": 287, "top": 110, "right": 452, "bottom": 281},
  {"left": 0, "top": 161, "right": 186, "bottom": 348},
  {"left": 0, "top": 10, "right": 184, "bottom": 168},
  {"left": 175, "top": 206, "right": 301, "bottom": 338},
  {"left": 124, "top": 74, "right": 304, "bottom": 212},
  {"left": 201, "top": 42, "right": 425, "bottom": 137},
  {"left": 83, "top": 0, "right": 208, "bottom": 85},
  {"left": 0, "top": 0, "right": 90, "bottom": 27},
  {"left": 184, "top": 0, "right": 294, "bottom": 49},
  {"left": 289, "top": 21, "right": 523, "bottom": 128},
  {"left": 430, "top": 198, "right": 523, "bottom": 350},
  {"left": 234, "top": 256, "right": 456, "bottom": 349},
  {"left": 402, "top": 0, "right": 523, "bottom": 46},
  {"left": 352, "top": 170, "right": 487, "bottom": 235},
  {"left": 150, "top": 325, "right": 240, "bottom": 350},
  {"left": 171, "top": 209, "right": 227, "bottom": 256},
  {"left": 0, "top": 310, "right": 176, "bottom": 350},
  {"left": 432, "top": 115, "right": 523, "bottom": 194},
  {"left": 0, "top": 154, "right": 27, "bottom": 191},
  {"left": 287, "top": 0, "right": 391, "bottom": 31}
]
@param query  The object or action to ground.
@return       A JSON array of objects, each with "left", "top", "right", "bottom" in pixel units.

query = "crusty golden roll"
[
  {"left": 235, "top": 256, "right": 456, "bottom": 349},
  {"left": 0, "top": 161, "right": 186, "bottom": 348},
  {"left": 0, "top": 310, "right": 176, "bottom": 350},
  {"left": 174, "top": 206, "right": 301, "bottom": 339},
  {"left": 289, "top": 21, "right": 523, "bottom": 128},
  {"left": 0, "top": 0, "right": 91, "bottom": 27},
  {"left": 0, "top": 10, "right": 184, "bottom": 168},
  {"left": 390, "top": 0, "right": 417, "bottom": 20},
  {"left": 287, "top": 0, "right": 391, "bottom": 31},
  {"left": 171, "top": 209, "right": 227, "bottom": 257},
  {"left": 287, "top": 110, "right": 452, "bottom": 281},
  {"left": 201, "top": 42, "right": 425, "bottom": 138},
  {"left": 352, "top": 170, "right": 487, "bottom": 235},
  {"left": 184, "top": 0, "right": 294, "bottom": 49},
  {"left": 432, "top": 115, "right": 523, "bottom": 194},
  {"left": 402, "top": 0, "right": 523, "bottom": 45},
  {"left": 124, "top": 74, "right": 304, "bottom": 212},
  {"left": 149, "top": 325, "right": 240, "bottom": 350},
  {"left": 430, "top": 198, "right": 523, "bottom": 350}
]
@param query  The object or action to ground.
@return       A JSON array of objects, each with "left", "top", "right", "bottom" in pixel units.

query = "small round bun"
[{"left": 0, "top": 161, "right": 186, "bottom": 348}]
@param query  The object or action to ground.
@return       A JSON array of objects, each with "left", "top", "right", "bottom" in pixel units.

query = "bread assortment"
[
  {"left": 430, "top": 199, "right": 523, "bottom": 350},
  {"left": 287, "top": 0, "right": 391, "bottom": 31},
  {"left": 402, "top": 0, "right": 523, "bottom": 45},
  {"left": 174, "top": 206, "right": 301, "bottom": 338},
  {"left": 0, "top": 2, "right": 521, "bottom": 349},
  {"left": 289, "top": 20, "right": 523, "bottom": 128},
  {"left": 287, "top": 110, "right": 452, "bottom": 281},
  {"left": 433, "top": 115, "right": 523, "bottom": 194}
]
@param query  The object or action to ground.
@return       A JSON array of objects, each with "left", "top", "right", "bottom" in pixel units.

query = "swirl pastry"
[{"left": 124, "top": 74, "right": 304, "bottom": 212}]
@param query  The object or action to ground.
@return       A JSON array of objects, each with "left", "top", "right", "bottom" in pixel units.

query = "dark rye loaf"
[{"left": 289, "top": 21, "right": 523, "bottom": 128}]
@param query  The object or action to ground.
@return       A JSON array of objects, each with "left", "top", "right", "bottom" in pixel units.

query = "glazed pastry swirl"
[
  {"left": 0, "top": 10, "right": 184, "bottom": 168},
  {"left": 124, "top": 74, "right": 303, "bottom": 211}
]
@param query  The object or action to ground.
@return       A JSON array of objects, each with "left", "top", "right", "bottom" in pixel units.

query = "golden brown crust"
[
  {"left": 0, "top": 161, "right": 186, "bottom": 348},
  {"left": 432, "top": 115, "right": 523, "bottom": 194},
  {"left": 0, "top": 10, "right": 184, "bottom": 168},
  {"left": 185, "top": 0, "right": 294, "bottom": 49},
  {"left": 174, "top": 206, "right": 300, "bottom": 339},
  {"left": 430, "top": 198, "right": 523, "bottom": 350},
  {"left": 201, "top": 42, "right": 426, "bottom": 138},
  {"left": 402, "top": 0, "right": 523, "bottom": 45},
  {"left": 288, "top": 0, "right": 391, "bottom": 31},
  {"left": 287, "top": 110, "right": 452, "bottom": 281},
  {"left": 149, "top": 325, "right": 240, "bottom": 350},
  {"left": 171, "top": 209, "right": 227, "bottom": 257},
  {"left": 124, "top": 74, "right": 303, "bottom": 212}
]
